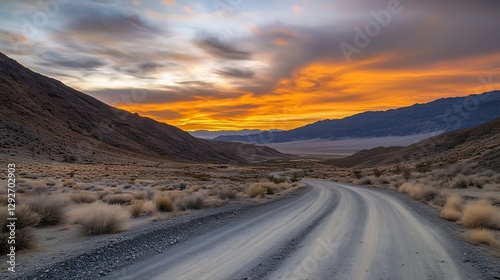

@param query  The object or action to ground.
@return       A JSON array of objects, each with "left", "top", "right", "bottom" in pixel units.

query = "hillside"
[
  {"left": 0, "top": 52, "right": 283, "bottom": 163},
  {"left": 330, "top": 117, "right": 500, "bottom": 170},
  {"left": 215, "top": 91, "right": 500, "bottom": 143}
]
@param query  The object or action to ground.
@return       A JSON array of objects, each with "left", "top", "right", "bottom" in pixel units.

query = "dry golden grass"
[
  {"left": 440, "top": 195, "right": 462, "bottom": 221},
  {"left": 105, "top": 193, "right": 133, "bottom": 205},
  {"left": 0, "top": 205, "right": 41, "bottom": 252},
  {"left": 74, "top": 204, "right": 129, "bottom": 235},
  {"left": 156, "top": 196, "right": 174, "bottom": 212},
  {"left": 70, "top": 192, "right": 97, "bottom": 204},
  {"left": 141, "top": 200, "right": 156, "bottom": 215},
  {"left": 246, "top": 183, "right": 268, "bottom": 198},
  {"left": 204, "top": 196, "right": 226, "bottom": 208},
  {"left": 465, "top": 228, "right": 500, "bottom": 248},
  {"left": 129, "top": 200, "right": 144, "bottom": 218},
  {"left": 27, "top": 194, "right": 70, "bottom": 226},
  {"left": 176, "top": 192, "right": 206, "bottom": 210},
  {"left": 461, "top": 199, "right": 500, "bottom": 229},
  {"left": 398, "top": 182, "right": 437, "bottom": 201}
]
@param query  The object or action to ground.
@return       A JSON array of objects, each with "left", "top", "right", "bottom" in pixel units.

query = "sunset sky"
[{"left": 1, "top": 0, "right": 500, "bottom": 131}]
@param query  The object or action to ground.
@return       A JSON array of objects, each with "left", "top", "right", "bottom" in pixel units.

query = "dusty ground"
[{"left": 0, "top": 157, "right": 303, "bottom": 278}]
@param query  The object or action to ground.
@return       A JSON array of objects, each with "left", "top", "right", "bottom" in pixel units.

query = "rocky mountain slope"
[
  {"left": 330, "top": 117, "right": 500, "bottom": 170},
  {"left": 0, "top": 52, "right": 283, "bottom": 163}
]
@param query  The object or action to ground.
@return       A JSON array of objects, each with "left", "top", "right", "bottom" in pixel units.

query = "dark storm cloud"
[
  {"left": 194, "top": 36, "right": 251, "bottom": 60},
  {"left": 215, "top": 67, "right": 255, "bottom": 79},
  {"left": 37, "top": 51, "right": 106, "bottom": 69},
  {"left": 224, "top": 0, "right": 500, "bottom": 95},
  {"left": 62, "top": 5, "right": 163, "bottom": 41}
]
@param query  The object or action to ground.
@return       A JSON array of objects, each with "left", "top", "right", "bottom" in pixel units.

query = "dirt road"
[{"left": 106, "top": 179, "right": 480, "bottom": 280}]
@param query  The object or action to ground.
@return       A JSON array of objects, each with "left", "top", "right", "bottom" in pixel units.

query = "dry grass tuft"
[
  {"left": 74, "top": 204, "right": 129, "bottom": 235},
  {"left": 105, "top": 193, "right": 133, "bottom": 205},
  {"left": 461, "top": 199, "right": 500, "bottom": 229},
  {"left": 156, "top": 196, "right": 174, "bottom": 212},
  {"left": 176, "top": 192, "right": 206, "bottom": 210},
  {"left": 398, "top": 182, "right": 437, "bottom": 201},
  {"left": 204, "top": 196, "right": 226, "bottom": 208},
  {"left": 70, "top": 192, "right": 97, "bottom": 204},
  {"left": 129, "top": 200, "right": 144, "bottom": 218},
  {"left": 1, "top": 205, "right": 40, "bottom": 252},
  {"left": 27, "top": 194, "right": 70, "bottom": 225},
  {"left": 141, "top": 200, "right": 156, "bottom": 215},
  {"left": 465, "top": 228, "right": 500, "bottom": 248},
  {"left": 246, "top": 183, "right": 268, "bottom": 198},
  {"left": 440, "top": 195, "right": 462, "bottom": 221},
  {"left": 216, "top": 188, "right": 237, "bottom": 200}
]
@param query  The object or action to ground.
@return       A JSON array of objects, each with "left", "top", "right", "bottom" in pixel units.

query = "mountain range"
[
  {"left": 0, "top": 52, "right": 283, "bottom": 163},
  {"left": 329, "top": 117, "right": 500, "bottom": 171},
  {"left": 214, "top": 91, "right": 500, "bottom": 143}
]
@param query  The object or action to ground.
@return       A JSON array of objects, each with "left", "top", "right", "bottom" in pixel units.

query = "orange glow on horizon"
[{"left": 115, "top": 53, "right": 500, "bottom": 131}]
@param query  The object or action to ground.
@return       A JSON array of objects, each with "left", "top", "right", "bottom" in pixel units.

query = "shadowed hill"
[
  {"left": 0, "top": 52, "right": 284, "bottom": 163},
  {"left": 330, "top": 118, "right": 500, "bottom": 170}
]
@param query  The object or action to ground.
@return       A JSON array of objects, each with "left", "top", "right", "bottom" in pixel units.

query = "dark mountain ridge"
[
  {"left": 0, "top": 52, "right": 283, "bottom": 163},
  {"left": 215, "top": 91, "right": 500, "bottom": 143}
]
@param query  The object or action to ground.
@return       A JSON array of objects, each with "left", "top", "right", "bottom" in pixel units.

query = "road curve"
[{"left": 108, "top": 179, "right": 467, "bottom": 280}]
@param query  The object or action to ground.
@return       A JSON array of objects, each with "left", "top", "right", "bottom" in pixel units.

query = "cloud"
[
  {"left": 37, "top": 51, "right": 106, "bottom": 69},
  {"left": 184, "top": 5, "right": 192, "bottom": 14},
  {"left": 61, "top": 6, "right": 163, "bottom": 42},
  {"left": 161, "top": 0, "right": 176, "bottom": 5},
  {"left": 194, "top": 36, "right": 251, "bottom": 60},
  {"left": 215, "top": 67, "right": 255, "bottom": 79}
]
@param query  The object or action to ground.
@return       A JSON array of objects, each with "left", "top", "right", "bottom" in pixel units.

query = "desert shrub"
[
  {"left": 266, "top": 185, "right": 275, "bottom": 195},
  {"left": 27, "top": 194, "right": 70, "bottom": 225},
  {"left": 445, "top": 162, "right": 472, "bottom": 177},
  {"left": 74, "top": 204, "right": 129, "bottom": 235},
  {"left": 352, "top": 170, "right": 362, "bottom": 179},
  {"left": 97, "top": 190, "right": 110, "bottom": 200},
  {"left": 402, "top": 168, "right": 412, "bottom": 181},
  {"left": 465, "top": 228, "right": 499, "bottom": 248},
  {"left": 398, "top": 182, "right": 437, "bottom": 201},
  {"left": 31, "top": 186, "right": 49, "bottom": 195},
  {"left": 71, "top": 192, "right": 97, "bottom": 204},
  {"left": 141, "top": 201, "right": 156, "bottom": 215},
  {"left": 440, "top": 195, "right": 462, "bottom": 221},
  {"left": 131, "top": 191, "right": 147, "bottom": 200},
  {"left": 1, "top": 205, "right": 41, "bottom": 252},
  {"left": 177, "top": 192, "right": 205, "bottom": 210},
  {"left": 373, "top": 168, "right": 383, "bottom": 178},
  {"left": 204, "top": 197, "right": 226, "bottom": 208},
  {"left": 105, "top": 194, "right": 133, "bottom": 205},
  {"left": 174, "top": 182, "right": 187, "bottom": 190},
  {"left": 246, "top": 183, "right": 267, "bottom": 198},
  {"left": 355, "top": 176, "right": 373, "bottom": 186},
  {"left": 267, "top": 175, "right": 286, "bottom": 184},
  {"left": 189, "top": 185, "right": 202, "bottom": 192},
  {"left": 450, "top": 174, "right": 468, "bottom": 189},
  {"left": 217, "top": 188, "right": 237, "bottom": 200},
  {"left": 290, "top": 172, "right": 302, "bottom": 182},
  {"left": 156, "top": 196, "right": 174, "bottom": 212},
  {"left": 129, "top": 200, "right": 144, "bottom": 218},
  {"left": 461, "top": 199, "right": 500, "bottom": 229}
]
